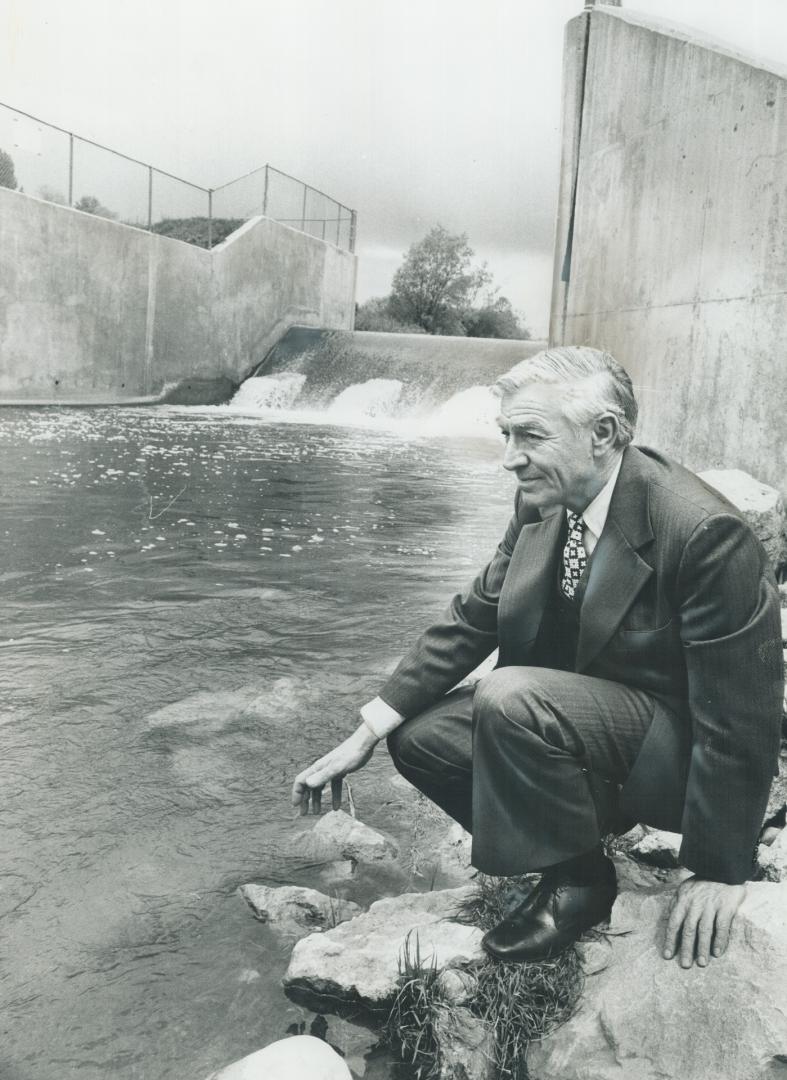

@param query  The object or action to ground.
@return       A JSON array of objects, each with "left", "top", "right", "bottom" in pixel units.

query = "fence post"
[
  {"left": 262, "top": 164, "right": 269, "bottom": 216},
  {"left": 68, "top": 133, "right": 74, "bottom": 206},
  {"left": 147, "top": 166, "right": 153, "bottom": 230},
  {"left": 335, "top": 205, "right": 341, "bottom": 247},
  {"left": 208, "top": 190, "right": 213, "bottom": 250},
  {"left": 349, "top": 210, "right": 357, "bottom": 253},
  {"left": 301, "top": 184, "right": 308, "bottom": 231}
]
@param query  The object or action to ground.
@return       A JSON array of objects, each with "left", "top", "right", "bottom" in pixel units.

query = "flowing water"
[{"left": 0, "top": 375, "right": 517, "bottom": 1080}]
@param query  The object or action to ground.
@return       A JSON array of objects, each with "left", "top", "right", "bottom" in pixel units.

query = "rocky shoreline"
[{"left": 208, "top": 469, "right": 787, "bottom": 1079}]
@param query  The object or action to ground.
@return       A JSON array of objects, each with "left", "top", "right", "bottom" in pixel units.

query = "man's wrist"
[{"left": 359, "top": 697, "right": 405, "bottom": 740}]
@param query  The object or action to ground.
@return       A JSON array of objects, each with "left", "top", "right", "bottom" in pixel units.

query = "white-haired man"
[{"left": 292, "top": 346, "right": 783, "bottom": 966}]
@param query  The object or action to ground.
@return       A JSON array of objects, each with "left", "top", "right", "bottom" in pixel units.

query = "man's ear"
[{"left": 591, "top": 413, "right": 619, "bottom": 455}]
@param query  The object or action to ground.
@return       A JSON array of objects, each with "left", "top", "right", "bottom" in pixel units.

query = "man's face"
[{"left": 496, "top": 381, "right": 598, "bottom": 512}]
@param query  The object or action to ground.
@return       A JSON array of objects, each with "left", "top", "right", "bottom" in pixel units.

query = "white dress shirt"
[{"left": 360, "top": 455, "right": 624, "bottom": 740}]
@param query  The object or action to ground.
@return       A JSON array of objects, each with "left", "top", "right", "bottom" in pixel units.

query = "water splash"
[
  {"left": 230, "top": 372, "right": 307, "bottom": 412},
  {"left": 220, "top": 372, "right": 499, "bottom": 438},
  {"left": 326, "top": 378, "right": 403, "bottom": 420}
]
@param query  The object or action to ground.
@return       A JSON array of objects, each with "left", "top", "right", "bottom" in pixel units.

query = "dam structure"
[
  {"left": 551, "top": 5, "right": 787, "bottom": 489},
  {"left": 222, "top": 326, "right": 546, "bottom": 432}
]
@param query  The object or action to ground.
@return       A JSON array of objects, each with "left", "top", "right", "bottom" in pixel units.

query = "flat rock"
[
  {"left": 283, "top": 887, "right": 483, "bottom": 1008},
  {"left": 629, "top": 828, "right": 683, "bottom": 868},
  {"left": 292, "top": 810, "right": 399, "bottom": 866},
  {"left": 239, "top": 884, "right": 361, "bottom": 938},
  {"left": 699, "top": 469, "right": 786, "bottom": 568},
  {"left": 528, "top": 882, "right": 787, "bottom": 1080},
  {"left": 205, "top": 1034, "right": 352, "bottom": 1080}
]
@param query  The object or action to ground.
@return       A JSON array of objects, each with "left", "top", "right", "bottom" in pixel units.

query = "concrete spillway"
[{"left": 238, "top": 326, "right": 545, "bottom": 424}]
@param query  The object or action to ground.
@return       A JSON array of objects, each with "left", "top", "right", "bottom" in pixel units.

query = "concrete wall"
[
  {"left": 0, "top": 187, "right": 356, "bottom": 403},
  {"left": 551, "top": 8, "right": 787, "bottom": 488}
]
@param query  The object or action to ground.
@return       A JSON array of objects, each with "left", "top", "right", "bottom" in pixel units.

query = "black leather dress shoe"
[{"left": 482, "top": 857, "right": 617, "bottom": 963}]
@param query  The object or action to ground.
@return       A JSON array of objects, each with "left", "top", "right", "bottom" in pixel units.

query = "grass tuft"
[
  {"left": 385, "top": 932, "right": 444, "bottom": 1079},
  {"left": 386, "top": 874, "right": 586, "bottom": 1079}
]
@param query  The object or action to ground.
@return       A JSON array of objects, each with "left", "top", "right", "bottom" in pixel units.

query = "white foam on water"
[
  {"left": 228, "top": 372, "right": 307, "bottom": 413},
  {"left": 180, "top": 374, "right": 500, "bottom": 440},
  {"left": 325, "top": 378, "right": 403, "bottom": 420},
  {"left": 423, "top": 385, "right": 500, "bottom": 434}
]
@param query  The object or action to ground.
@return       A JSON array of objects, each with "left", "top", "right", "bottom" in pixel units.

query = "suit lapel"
[
  {"left": 499, "top": 510, "right": 564, "bottom": 657},
  {"left": 576, "top": 447, "right": 655, "bottom": 672}
]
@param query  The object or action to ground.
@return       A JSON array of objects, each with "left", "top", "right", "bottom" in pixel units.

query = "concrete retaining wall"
[
  {"left": 0, "top": 187, "right": 356, "bottom": 403},
  {"left": 551, "top": 8, "right": 787, "bottom": 489}
]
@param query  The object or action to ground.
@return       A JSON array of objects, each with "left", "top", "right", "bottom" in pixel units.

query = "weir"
[{"left": 225, "top": 326, "right": 545, "bottom": 429}]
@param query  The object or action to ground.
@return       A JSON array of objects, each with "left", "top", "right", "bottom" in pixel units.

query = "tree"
[
  {"left": 0, "top": 148, "right": 17, "bottom": 190},
  {"left": 74, "top": 195, "right": 117, "bottom": 220},
  {"left": 389, "top": 225, "right": 492, "bottom": 335},
  {"left": 463, "top": 295, "right": 531, "bottom": 340},
  {"left": 354, "top": 296, "right": 426, "bottom": 334}
]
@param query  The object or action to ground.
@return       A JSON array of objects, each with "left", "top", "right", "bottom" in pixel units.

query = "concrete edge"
[{"left": 570, "top": 6, "right": 787, "bottom": 81}]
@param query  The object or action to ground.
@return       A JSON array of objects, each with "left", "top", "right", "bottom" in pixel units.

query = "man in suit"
[{"left": 292, "top": 347, "right": 783, "bottom": 967}]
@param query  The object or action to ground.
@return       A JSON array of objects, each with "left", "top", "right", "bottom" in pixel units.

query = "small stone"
[
  {"left": 758, "top": 825, "right": 787, "bottom": 881},
  {"left": 239, "top": 884, "right": 361, "bottom": 938},
  {"left": 204, "top": 1034, "right": 352, "bottom": 1080},
  {"left": 434, "top": 1003, "right": 495, "bottom": 1080},
  {"left": 630, "top": 828, "right": 682, "bottom": 868},
  {"left": 283, "top": 887, "right": 483, "bottom": 1008},
  {"left": 434, "top": 823, "right": 476, "bottom": 886},
  {"left": 699, "top": 469, "right": 787, "bottom": 568},
  {"left": 292, "top": 810, "right": 399, "bottom": 866},
  {"left": 435, "top": 966, "right": 478, "bottom": 1006}
]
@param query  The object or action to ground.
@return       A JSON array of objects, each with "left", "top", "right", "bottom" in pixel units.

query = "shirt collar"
[{"left": 569, "top": 454, "right": 624, "bottom": 540}]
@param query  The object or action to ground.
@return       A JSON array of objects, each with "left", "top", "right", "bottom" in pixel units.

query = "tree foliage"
[
  {"left": 74, "top": 195, "right": 117, "bottom": 220},
  {"left": 361, "top": 225, "right": 530, "bottom": 339},
  {"left": 0, "top": 148, "right": 17, "bottom": 190},
  {"left": 389, "top": 225, "right": 492, "bottom": 335}
]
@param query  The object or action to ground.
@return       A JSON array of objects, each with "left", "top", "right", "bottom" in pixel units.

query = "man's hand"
[
  {"left": 663, "top": 876, "right": 746, "bottom": 968},
  {"left": 291, "top": 725, "right": 378, "bottom": 815}
]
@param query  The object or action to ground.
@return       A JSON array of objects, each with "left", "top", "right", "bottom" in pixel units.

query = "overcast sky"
[{"left": 2, "top": 0, "right": 786, "bottom": 336}]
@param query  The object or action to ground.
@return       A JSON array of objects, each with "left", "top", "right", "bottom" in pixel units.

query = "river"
[{"left": 0, "top": 398, "right": 514, "bottom": 1079}]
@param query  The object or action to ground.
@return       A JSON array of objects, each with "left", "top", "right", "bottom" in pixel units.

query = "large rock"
[
  {"left": 528, "top": 882, "right": 787, "bottom": 1080},
  {"left": 292, "top": 810, "right": 399, "bottom": 866},
  {"left": 205, "top": 1035, "right": 351, "bottom": 1080},
  {"left": 239, "top": 884, "right": 361, "bottom": 939},
  {"left": 699, "top": 469, "right": 787, "bottom": 568},
  {"left": 283, "top": 887, "right": 483, "bottom": 1008}
]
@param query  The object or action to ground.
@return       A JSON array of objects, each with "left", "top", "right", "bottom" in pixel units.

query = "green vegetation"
[
  {"left": 74, "top": 195, "right": 117, "bottom": 220},
  {"left": 0, "top": 148, "right": 17, "bottom": 190},
  {"left": 151, "top": 216, "right": 245, "bottom": 248},
  {"left": 357, "top": 225, "right": 531, "bottom": 340},
  {"left": 386, "top": 875, "right": 585, "bottom": 1079}
]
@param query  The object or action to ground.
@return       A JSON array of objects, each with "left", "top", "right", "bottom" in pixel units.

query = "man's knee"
[
  {"left": 474, "top": 666, "right": 543, "bottom": 727},
  {"left": 473, "top": 666, "right": 572, "bottom": 749}
]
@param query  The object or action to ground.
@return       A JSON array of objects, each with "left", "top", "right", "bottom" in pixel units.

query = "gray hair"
[{"left": 493, "top": 345, "right": 637, "bottom": 448}]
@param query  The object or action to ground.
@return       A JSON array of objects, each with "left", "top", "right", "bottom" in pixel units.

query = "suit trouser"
[{"left": 387, "top": 665, "right": 671, "bottom": 877}]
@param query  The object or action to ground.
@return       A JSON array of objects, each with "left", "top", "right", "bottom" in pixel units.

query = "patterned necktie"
[{"left": 561, "top": 512, "right": 587, "bottom": 600}]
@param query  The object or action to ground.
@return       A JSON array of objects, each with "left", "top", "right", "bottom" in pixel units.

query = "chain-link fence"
[{"left": 0, "top": 101, "right": 356, "bottom": 252}]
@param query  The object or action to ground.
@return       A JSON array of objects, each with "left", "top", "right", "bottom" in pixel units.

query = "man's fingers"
[
  {"left": 663, "top": 894, "right": 687, "bottom": 959},
  {"left": 331, "top": 777, "right": 343, "bottom": 811},
  {"left": 695, "top": 907, "right": 715, "bottom": 967},
  {"left": 679, "top": 908, "right": 700, "bottom": 968},
  {"left": 311, "top": 786, "right": 323, "bottom": 815},
  {"left": 712, "top": 902, "right": 737, "bottom": 957}
]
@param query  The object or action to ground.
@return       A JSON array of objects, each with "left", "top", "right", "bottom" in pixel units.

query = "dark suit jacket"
[{"left": 378, "top": 445, "right": 784, "bottom": 884}]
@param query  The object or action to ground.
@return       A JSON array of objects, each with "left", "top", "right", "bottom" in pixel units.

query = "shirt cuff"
[{"left": 360, "top": 697, "right": 405, "bottom": 739}]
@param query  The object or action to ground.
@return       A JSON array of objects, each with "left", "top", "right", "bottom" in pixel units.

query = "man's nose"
[{"left": 503, "top": 441, "right": 528, "bottom": 471}]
